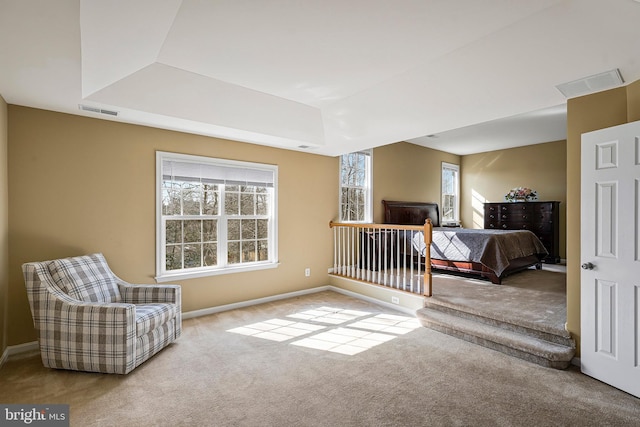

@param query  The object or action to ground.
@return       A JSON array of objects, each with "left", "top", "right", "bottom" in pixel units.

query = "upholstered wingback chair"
[{"left": 22, "top": 253, "right": 181, "bottom": 374}]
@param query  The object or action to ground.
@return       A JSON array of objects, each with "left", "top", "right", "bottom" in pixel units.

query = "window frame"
[
  {"left": 339, "top": 150, "right": 373, "bottom": 223},
  {"left": 155, "top": 151, "right": 278, "bottom": 282},
  {"left": 441, "top": 162, "right": 460, "bottom": 224}
]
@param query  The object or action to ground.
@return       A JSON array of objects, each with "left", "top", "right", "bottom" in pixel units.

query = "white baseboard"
[
  {"left": 0, "top": 341, "right": 39, "bottom": 368},
  {"left": 182, "top": 285, "right": 418, "bottom": 320},
  {"left": 329, "top": 287, "right": 417, "bottom": 316},
  {"left": 183, "top": 286, "right": 332, "bottom": 319}
]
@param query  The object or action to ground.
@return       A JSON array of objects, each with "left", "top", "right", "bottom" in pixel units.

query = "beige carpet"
[
  {"left": 430, "top": 266, "right": 568, "bottom": 336},
  {"left": 1, "top": 290, "right": 639, "bottom": 427}
]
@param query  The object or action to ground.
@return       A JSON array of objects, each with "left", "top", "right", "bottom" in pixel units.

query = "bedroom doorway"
[{"left": 580, "top": 120, "right": 640, "bottom": 398}]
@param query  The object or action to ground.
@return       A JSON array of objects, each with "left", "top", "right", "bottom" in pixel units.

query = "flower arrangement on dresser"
[{"left": 504, "top": 187, "right": 538, "bottom": 202}]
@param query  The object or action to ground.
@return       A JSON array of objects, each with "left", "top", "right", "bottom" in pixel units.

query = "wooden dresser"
[{"left": 483, "top": 201, "right": 560, "bottom": 264}]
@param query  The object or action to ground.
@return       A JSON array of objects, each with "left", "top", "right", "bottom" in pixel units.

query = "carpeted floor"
[{"left": 1, "top": 289, "right": 639, "bottom": 427}]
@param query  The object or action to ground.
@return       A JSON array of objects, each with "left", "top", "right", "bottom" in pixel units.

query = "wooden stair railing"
[{"left": 329, "top": 219, "right": 433, "bottom": 297}]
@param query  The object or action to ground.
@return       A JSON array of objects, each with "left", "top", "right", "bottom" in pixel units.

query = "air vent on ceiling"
[
  {"left": 555, "top": 69, "right": 624, "bottom": 99},
  {"left": 78, "top": 104, "right": 119, "bottom": 117}
]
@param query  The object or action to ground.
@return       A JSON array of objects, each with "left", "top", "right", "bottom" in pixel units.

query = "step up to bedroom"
[{"left": 416, "top": 297, "right": 576, "bottom": 369}]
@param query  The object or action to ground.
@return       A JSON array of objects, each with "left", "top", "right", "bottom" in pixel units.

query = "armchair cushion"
[
  {"left": 48, "top": 253, "right": 121, "bottom": 303},
  {"left": 135, "top": 303, "right": 178, "bottom": 337}
]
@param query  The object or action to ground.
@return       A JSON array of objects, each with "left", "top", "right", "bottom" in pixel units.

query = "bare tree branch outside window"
[{"left": 340, "top": 151, "right": 371, "bottom": 222}]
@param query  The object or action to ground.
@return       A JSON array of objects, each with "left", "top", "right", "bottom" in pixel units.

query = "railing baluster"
[
  {"left": 333, "top": 227, "right": 342, "bottom": 274},
  {"left": 375, "top": 228, "right": 380, "bottom": 284},
  {"left": 347, "top": 226, "right": 352, "bottom": 277},
  {"left": 338, "top": 228, "right": 344, "bottom": 274},
  {"left": 336, "top": 227, "right": 340, "bottom": 275},
  {"left": 357, "top": 226, "right": 362, "bottom": 280},
  {"left": 352, "top": 227, "right": 357, "bottom": 279},
  {"left": 329, "top": 221, "right": 431, "bottom": 298},
  {"left": 352, "top": 227, "right": 357, "bottom": 278},
  {"left": 383, "top": 227, "right": 388, "bottom": 285},
  {"left": 366, "top": 227, "right": 371, "bottom": 282}
]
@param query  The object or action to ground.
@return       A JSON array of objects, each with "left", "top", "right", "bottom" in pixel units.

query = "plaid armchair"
[{"left": 22, "top": 253, "right": 181, "bottom": 374}]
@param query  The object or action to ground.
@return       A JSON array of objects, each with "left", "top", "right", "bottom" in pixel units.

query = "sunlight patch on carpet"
[
  {"left": 291, "top": 327, "right": 396, "bottom": 355},
  {"left": 286, "top": 307, "right": 371, "bottom": 324},
  {"left": 227, "top": 319, "right": 326, "bottom": 342},
  {"left": 349, "top": 314, "right": 421, "bottom": 335},
  {"left": 227, "top": 306, "right": 420, "bottom": 355}
]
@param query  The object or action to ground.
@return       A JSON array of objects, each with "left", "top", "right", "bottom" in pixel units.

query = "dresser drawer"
[
  {"left": 485, "top": 221, "right": 503, "bottom": 229},
  {"left": 486, "top": 221, "right": 532, "bottom": 230},
  {"left": 506, "top": 222, "right": 532, "bottom": 230},
  {"left": 487, "top": 203, "right": 532, "bottom": 214},
  {"left": 485, "top": 220, "right": 516, "bottom": 230},
  {"left": 502, "top": 203, "right": 532, "bottom": 213},
  {"left": 531, "top": 210, "right": 554, "bottom": 222},
  {"left": 500, "top": 212, "right": 533, "bottom": 222},
  {"left": 531, "top": 221, "right": 553, "bottom": 233},
  {"left": 532, "top": 202, "right": 555, "bottom": 214}
]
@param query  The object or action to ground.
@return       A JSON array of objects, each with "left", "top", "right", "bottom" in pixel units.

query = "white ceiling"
[{"left": 1, "top": 0, "right": 639, "bottom": 157}]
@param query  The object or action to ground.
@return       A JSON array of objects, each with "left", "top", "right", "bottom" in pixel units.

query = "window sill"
[{"left": 155, "top": 262, "right": 280, "bottom": 283}]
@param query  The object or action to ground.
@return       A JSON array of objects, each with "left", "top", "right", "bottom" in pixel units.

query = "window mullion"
[{"left": 219, "top": 185, "right": 227, "bottom": 267}]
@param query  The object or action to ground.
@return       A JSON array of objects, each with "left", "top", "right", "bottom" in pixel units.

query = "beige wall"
[
  {"left": 0, "top": 95, "right": 8, "bottom": 357},
  {"left": 372, "top": 142, "right": 461, "bottom": 222},
  {"left": 7, "top": 106, "right": 338, "bottom": 345},
  {"left": 628, "top": 79, "right": 640, "bottom": 122},
  {"left": 460, "top": 140, "right": 567, "bottom": 257}
]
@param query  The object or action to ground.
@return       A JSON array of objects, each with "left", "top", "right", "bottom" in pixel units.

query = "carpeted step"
[
  {"left": 422, "top": 298, "right": 575, "bottom": 348},
  {"left": 417, "top": 306, "right": 575, "bottom": 369}
]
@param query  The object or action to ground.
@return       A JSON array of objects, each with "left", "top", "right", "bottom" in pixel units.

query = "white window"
[
  {"left": 339, "top": 150, "right": 372, "bottom": 222},
  {"left": 441, "top": 162, "right": 460, "bottom": 224},
  {"left": 156, "top": 152, "right": 278, "bottom": 281}
]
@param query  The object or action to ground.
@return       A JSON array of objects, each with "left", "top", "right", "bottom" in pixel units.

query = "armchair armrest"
[
  {"left": 117, "top": 281, "right": 181, "bottom": 306},
  {"left": 37, "top": 289, "right": 137, "bottom": 374},
  {"left": 117, "top": 280, "right": 182, "bottom": 341}
]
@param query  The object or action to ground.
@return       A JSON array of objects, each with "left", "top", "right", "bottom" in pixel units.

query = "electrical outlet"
[
  {"left": 305, "top": 268, "right": 311, "bottom": 277},
  {"left": 391, "top": 296, "right": 400, "bottom": 304}
]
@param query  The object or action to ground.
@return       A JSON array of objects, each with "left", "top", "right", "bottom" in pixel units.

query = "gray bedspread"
[{"left": 412, "top": 228, "right": 548, "bottom": 276}]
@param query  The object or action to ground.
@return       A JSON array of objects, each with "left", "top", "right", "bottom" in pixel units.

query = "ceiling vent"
[
  {"left": 555, "top": 69, "right": 624, "bottom": 99},
  {"left": 78, "top": 104, "right": 119, "bottom": 117}
]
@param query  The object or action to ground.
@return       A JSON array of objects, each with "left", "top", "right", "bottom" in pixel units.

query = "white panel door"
[{"left": 581, "top": 120, "right": 640, "bottom": 398}]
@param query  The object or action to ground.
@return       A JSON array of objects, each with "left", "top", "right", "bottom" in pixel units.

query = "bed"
[{"left": 382, "top": 200, "right": 548, "bottom": 284}]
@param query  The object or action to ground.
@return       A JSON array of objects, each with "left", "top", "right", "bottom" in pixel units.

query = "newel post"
[{"left": 423, "top": 218, "right": 433, "bottom": 297}]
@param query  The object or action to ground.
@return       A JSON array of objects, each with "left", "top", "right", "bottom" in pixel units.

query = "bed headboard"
[{"left": 382, "top": 200, "right": 440, "bottom": 227}]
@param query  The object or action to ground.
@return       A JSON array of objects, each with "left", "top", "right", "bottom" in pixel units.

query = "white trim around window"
[
  {"left": 156, "top": 151, "right": 278, "bottom": 282},
  {"left": 339, "top": 150, "right": 373, "bottom": 223},
  {"left": 441, "top": 162, "right": 460, "bottom": 224}
]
